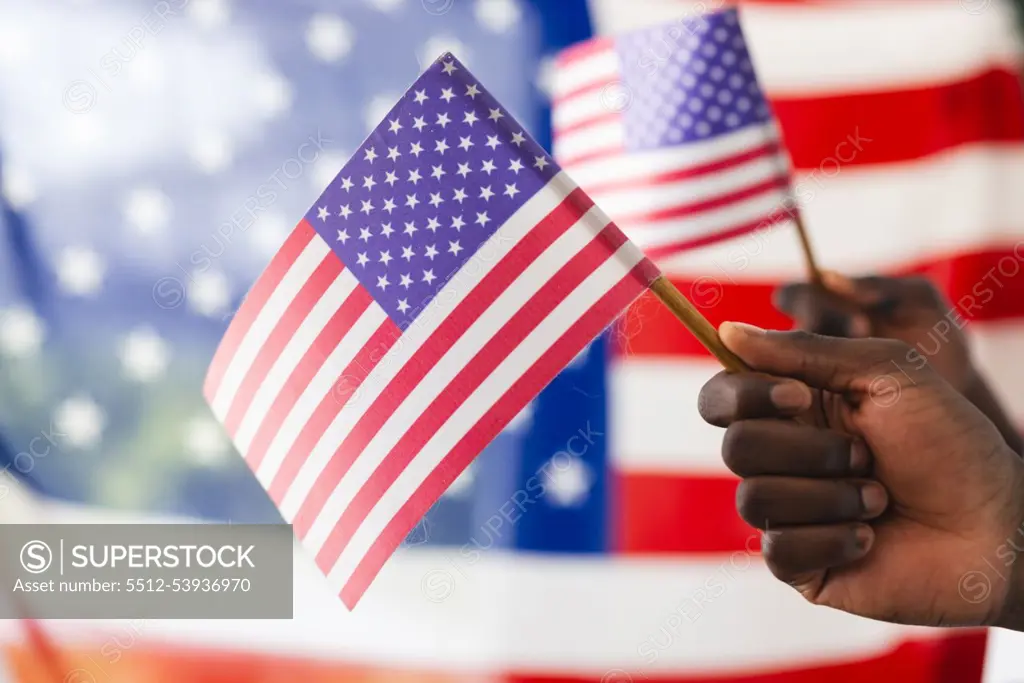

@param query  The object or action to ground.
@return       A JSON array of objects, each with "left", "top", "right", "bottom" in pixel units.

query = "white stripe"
[
  {"left": 233, "top": 270, "right": 359, "bottom": 452},
  {"left": 622, "top": 184, "right": 792, "bottom": 250},
  {"left": 210, "top": 239, "right": 330, "bottom": 418},
  {"left": 611, "top": 323, "right": 1024, "bottom": 474},
  {"left": 552, "top": 48, "right": 619, "bottom": 101},
  {"left": 656, "top": 144, "right": 1024, "bottom": 278},
  {"left": 560, "top": 122, "right": 781, "bottom": 190},
  {"left": 326, "top": 241, "right": 646, "bottom": 592},
  {"left": 589, "top": 154, "right": 787, "bottom": 219},
  {"left": 273, "top": 173, "right": 578, "bottom": 517},
  {"left": 300, "top": 204, "right": 612, "bottom": 551},
  {"left": 252, "top": 303, "right": 387, "bottom": 485},
  {"left": 552, "top": 119, "right": 623, "bottom": 166},
  {"left": 585, "top": 0, "right": 1023, "bottom": 94}
]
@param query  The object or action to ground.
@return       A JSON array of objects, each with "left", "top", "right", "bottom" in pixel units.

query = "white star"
[
  {"left": 543, "top": 456, "right": 593, "bottom": 507},
  {"left": 414, "top": 89, "right": 429, "bottom": 104},
  {"left": 397, "top": 299, "right": 410, "bottom": 313},
  {"left": 405, "top": 194, "right": 420, "bottom": 208},
  {"left": 362, "top": 175, "right": 376, "bottom": 190},
  {"left": 364, "top": 147, "right": 378, "bottom": 163},
  {"left": 451, "top": 215, "right": 465, "bottom": 231},
  {"left": 357, "top": 252, "right": 369, "bottom": 267},
  {"left": 458, "top": 136, "right": 474, "bottom": 151},
  {"left": 54, "top": 395, "right": 105, "bottom": 450},
  {"left": 465, "top": 83, "right": 481, "bottom": 98},
  {"left": 476, "top": 211, "right": 491, "bottom": 226},
  {"left": 425, "top": 245, "right": 439, "bottom": 260},
  {"left": 504, "top": 183, "right": 520, "bottom": 198},
  {"left": 387, "top": 146, "right": 401, "bottom": 161},
  {"left": 360, "top": 226, "right": 373, "bottom": 241},
  {"left": 436, "top": 113, "right": 452, "bottom": 128},
  {"left": 400, "top": 273, "right": 413, "bottom": 288},
  {"left": 509, "top": 158, "right": 524, "bottom": 174},
  {"left": 402, "top": 246, "right": 415, "bottom": 261},
  {"left": 56, "top": 246, "right": 105, "bottom": 297},
  {"left": 463, "top": 110, "right": 479, "bottom": 125},
  {"left": 340, "top": 176, "right": 354, "bottom": 191},
  {"left": 385, "top": 171, "right": 399, "bottom": 186},
  {"left": 381, "top": 222, "right": 395, "bottom": 238},
  {"left": 511, "top": 131, "right": 526, "bottom": 146},
  {"left": 383, "top": 197, "right": 397, "bottom": 214},
  {"left": 305, "top": 13, "right": 354, "bottom": 63},
  {"left": 412, "top": 116, "right": 428, "bottom": 132},
  {"left": 442, "top": 60, "right": 458, "bottom": 75},
  {"left": 119, "top": 327, "right": 170, "bottom": 383},
  {"left": 317, "top": 206, "right": 329, "bottom": 221},
  {"left": 379, "top": 250, "right": 393, "bottom": 266},
  {"left": 479, "top": 186, "right": 495, "bottom": 200},
  {"left": 429, "top": 192, "right": 444, "bottom": 208},
  {"left": 188, "top": 130, "right": 233, "bottom": 173},
  {"left": 457, "top": 162, "right": 472, "bottom": 178},
  {"left": 377, "top": 274, "right": 390, "bottom": 290},
  {"left": 475, "top": 0, "right": 522, "bottom": 33},
  {"left": 188, "top": 0, "right": 230, "bottom": 29},
  {"left": 0, "top": 306, "right": 44, "bottom": 358},
  {"left": 431, "top": 164, "right": 447, "bottom": 180},
  {"left": 440, "top": 87, "right": 456, "bottom": 103},
  {"left": 360, "top": 199, "right": 375, "bottom": 214},
  {"left": 481, "top": 159, "right": 497, "bottom": 174},
  {"left": 426, "top": 217, "right": 441, "bottom": 232},
  {"left": 434, "top": 139, "right": 450, "bottom": 155},
  {"left": 404, "top": 221, "right": 418, "bottom": 236},
  {"left": 453, "top": 188, "right": 468, "bottom": 203},
  {"left": 338, "top": 204, "right": 353, "bottom": 219},
  {"left": 422, "top": 269, "right": 437, "bottom": 284},
  {"left": 488, "top": 108, "right": 505, "bottom": 122},
  {"left": 337, "top": 229, "right": 350, "bottom": 244},
  {"left": 410, "top": 141, "right": 424, "bottom": 157},
  {"left": 388, "top": 118, "right": 403, "bottom": 134},
  {"left": 485, "top": 135, "right": 501, "bottom": 150},
  {"left": 409, "top": 169, "right": 423, "bottom": 184},
  {"left": 187, "top": 270, "right": 231, "bottom": 317},
  {"left": 534, "top": 155, "right": 550, "bottom": 170},
  {"left": 184, "top": 416, "right": 231, "bottom": 467},
  {"left": 122, "top": 187, "right": 172, "bottom": 234},
  {"left": 448, "top": 240, "right": 463, "bottom": 256}
]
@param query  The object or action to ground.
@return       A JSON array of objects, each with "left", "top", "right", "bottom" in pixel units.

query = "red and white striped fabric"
[{"left": 581, "top": 0, "right": 1024, "bottom": 682}]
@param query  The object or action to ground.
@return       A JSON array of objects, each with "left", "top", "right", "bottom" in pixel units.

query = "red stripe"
[
  {"left": 243, "top": 286, "right": 374, "bottom": 471},
  {"left": 614, "top": 175, "right": 790, "bottom": 225},
  {"left": 555, "top": 68, "right": 1024, "bottom": 170},
  {"left": 553, "top": 35, "right": 614, "bottom": 71},
  {"left": 641, "top": 208, "right": 793, "bottom": 261},
  {"left": 315, "top": 224, "right": 629, "bottom": 570},
  {"left": 291, "top": 189, "right": 596, "bottom": 536},
  {"left": 340, "top": 260, "right": 654, "bottom": 608},
  {"left": 509, "top": 632, "right": 986, "bottom": 683},
  {"left": 222, "top": 256, "right": 342, "bottom": 437},
  {"left": 617, "top": 247, "right": 1024, "bottom": 359},
  {"left": 266, "top": 318, "right": 400, "bottom": 505},
  {"left": 582, "top": 142, "right": 782, "bottom": 196},
  {"left": 204, "top": 221, "right": 316, "bottom": 402}
]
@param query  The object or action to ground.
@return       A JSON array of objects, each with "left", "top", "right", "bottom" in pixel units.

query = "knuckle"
[
  {"left": 734, "top": 479, "right": 770, "bottom": 528},
  {"left": 721, "top": 422, "right": 754, "bottom": 474},
  {"left": 698, "top": 372, "right": 737, "bottom": 427}
]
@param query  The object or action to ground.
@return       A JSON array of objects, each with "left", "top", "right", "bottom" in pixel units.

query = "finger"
[
  {"left": 718, "top": 323, "right": 921, "bottom": 394},
  {"left": 761, "top": 523, "right": 874, "bottom": 592},
  {"left": 773, "top": 282, "right": 863, "bottom": 338},
  {"left": 735, "top": 476, "right": 887, "bottom": 528},
  {"left": 722, "top": 420, "right": 872, "bottom": 478},
  {"left": 698, "top": 372, "right": 813, "bottom": 428}
]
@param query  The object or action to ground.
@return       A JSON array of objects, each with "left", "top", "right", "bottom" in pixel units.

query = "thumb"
[{"left": 719, "top": 322, "right": 912, "bottom": 394}]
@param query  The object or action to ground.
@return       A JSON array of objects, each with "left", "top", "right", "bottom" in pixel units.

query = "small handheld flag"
[
  {"left": 204, "top": 53, "right": 700, "bottom": 608},
  {"left": 551, "top": 7, "right": 820, "bottom": 281}
]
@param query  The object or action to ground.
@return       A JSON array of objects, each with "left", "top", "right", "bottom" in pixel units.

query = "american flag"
[
  {"left": 551, "top": 7, "right": 793, "bottom": 258},
  {"left": 204, "top": 52, "right": 659, "bottom": 608}
]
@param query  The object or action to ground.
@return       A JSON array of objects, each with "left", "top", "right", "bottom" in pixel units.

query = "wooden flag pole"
[
  {"left": 650, "top": 276, "right": 749, "bottom": 373},
  {"left": 793, "top": 211, "right": 822, "bottom": 285}
]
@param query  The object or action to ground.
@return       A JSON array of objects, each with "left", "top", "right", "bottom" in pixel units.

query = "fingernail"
[
  {"left": 769, "top": 381, "right": 812, "bottom": 411},
  {"left": 860, "top": 484, "right": 888, "bottom": 518},
  {"left": 852, "top": 525, "right": 874, "bottom": 554},
  {"left": 722, "top": 321, "right": 765, "bottom": 336},
  {"left": 849, "top": 440, "right": 871, "bottom": 472}
]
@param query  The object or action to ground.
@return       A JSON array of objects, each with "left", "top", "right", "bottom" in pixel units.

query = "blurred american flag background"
[{"left": 2, "top": 0, "right": 1024, "bottom": 681}]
